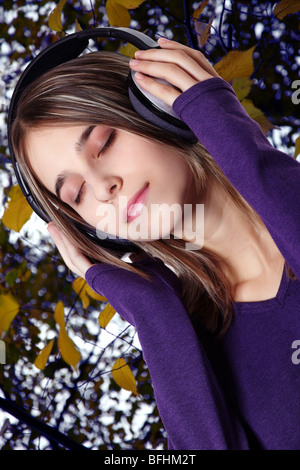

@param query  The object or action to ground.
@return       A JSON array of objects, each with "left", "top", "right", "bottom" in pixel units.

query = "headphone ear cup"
[{"left": 127, "top": 71, "right": 197, "bottom": 144}]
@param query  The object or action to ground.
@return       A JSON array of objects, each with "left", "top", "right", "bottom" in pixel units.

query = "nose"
[{"left": 90, "top": 174, "right": 123, "bottom": 203}]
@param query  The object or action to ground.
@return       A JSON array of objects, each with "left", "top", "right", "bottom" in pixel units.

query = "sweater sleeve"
[
  {"left": 85, "top": 257, "right": 249, "bottom": 450},
  {"left": 173, "top": 77, "right": 300, "bottom": 279}
]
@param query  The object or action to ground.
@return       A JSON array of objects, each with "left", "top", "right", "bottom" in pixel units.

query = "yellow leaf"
[
  {"left": 0, "top": 294, "right": 19, "bottom": 335},
  {"left": 54, "top": 300, "right": 65, "bottom": 327},
  {"left": 72, "top": 277, "right": 107, "bottom": 309},
  {"left": 72, "top": 278, "right": 90, "bottom": 309},
  {"left": 48, "top": 0, "right": 68, "bottom": 32},
  {"left": 74, "top": 18, "right": 82, "bottom": 32},
  {"left": 241, "top": 99, "right": 275, "bottom": 135},
  {"left": 214, "top": 46, "right": 256, "bottom": 82},
  {"left": 106, "top": 0, "right": 131, "bottom": 27},
  {"left": 98, "top": 303, "right": 116, "bottom": 328},
  {"left": 193, "top": 0, "right": 209, "bottom": 18},
  {"left": 119, "top": 43, "right": 139, "bottom": 58},
  {"left": 114, "top": 0, "right": 145, "bottom": 8},
  {"left": 273, "top": 0, "right": 300, "bottom": 20},
  {"left": 85, "top": 284, "right": 107, "bottom": 302},
  {"left": 58, "top": 329, "right": 81, "bottom": 371},
  {"left": 231, "top": 77, "right": 253, "bottom": 101},
  {"left": 200, "top": 15, "right": 215, "bottom": 47},
  {"left": 54, "top": 301, "right": 81, "bottom": 371},
  {"left": 34, "top": 339, "right": 54, "bottom": 370},
  {"left": 2, "top": 185, "right": 33, "bottom": 232},
  {"left": 112, "top": 357, "right": 138, "bottom": 395},
  {"left": 294, "top": 136, "right": 300, "bottom": 159},
  {"left": 20, "top": 269, "right": 31, "bottom": 282}
]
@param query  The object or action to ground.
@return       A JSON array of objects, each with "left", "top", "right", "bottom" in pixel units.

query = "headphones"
[{"left": 7, "top": 27, "right": 197, "bottom": 253}]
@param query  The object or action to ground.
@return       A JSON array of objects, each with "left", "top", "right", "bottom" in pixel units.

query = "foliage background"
[{"left": 0, "top": 0, "right": 299, "bottom": 450}]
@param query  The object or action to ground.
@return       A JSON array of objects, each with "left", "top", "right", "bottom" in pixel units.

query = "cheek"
[{"left": 83, "top": 202, "right": 125, "bottom": 239}]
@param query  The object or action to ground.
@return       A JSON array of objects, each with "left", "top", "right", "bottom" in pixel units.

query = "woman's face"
[{"left": 26, "top": 125, "right": 196, "bottom": 242}]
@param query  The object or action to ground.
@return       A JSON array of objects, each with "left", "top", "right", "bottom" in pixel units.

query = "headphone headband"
[
  {"left": 8, "top": 28, "right": 159, "bottom": 127},
  {"left": 7, "top": 27, "right": 196, "bottom": 253}
]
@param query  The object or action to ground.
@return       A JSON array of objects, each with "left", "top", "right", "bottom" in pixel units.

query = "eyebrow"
[
  {"left": 75, "top": 125, "right": 96, "bottom": 153},
  {"left": 55, "top": 125, "right": 96, "bottom": 200},
  {"left": 55, "top": 170, "right": 70, "bottom": 200}
]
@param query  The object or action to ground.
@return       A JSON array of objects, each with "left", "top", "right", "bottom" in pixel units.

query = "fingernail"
[
  {"left": 158, "top": 37, "right": 169, "bottom": 44},
  {"left": 135, "top": 72, "right": 144, "bottom": 80},
  {"left": 130, "top": 59, "right": 139, "bottom": 66},
  {"left": 135, "top": 50, "right": 143, "bottom": 58}
]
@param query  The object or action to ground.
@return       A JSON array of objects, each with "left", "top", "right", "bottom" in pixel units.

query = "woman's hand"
[
  {"left": 129, "top": 37, "right": 220, "bottom": 108},
  {"left": 47, "top": 222, "right": 93, "bottom": 278}
]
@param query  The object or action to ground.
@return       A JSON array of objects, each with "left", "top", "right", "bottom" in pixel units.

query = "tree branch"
[{"left": 0, "top": 397, "right": 88, "bottom": 450}]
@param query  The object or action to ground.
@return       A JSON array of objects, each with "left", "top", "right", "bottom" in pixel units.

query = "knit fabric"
[{"left": 86, "top": 78, "right": 300, "bottom": 449}]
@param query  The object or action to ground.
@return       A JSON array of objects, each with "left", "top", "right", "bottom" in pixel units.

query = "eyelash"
[
  {"left": 74, "top": 130, "right": 117, "bottom": 206},
  {"left": 100, "top": 129, "right": 116, "bottom": 155}
]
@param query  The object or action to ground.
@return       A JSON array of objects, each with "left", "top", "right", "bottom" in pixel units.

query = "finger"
[
  {"left": 130, "top": 50, "right": 211, "bottom": 87},
  {"left": 132, "top": 72, "right": 181, "bottom": 107},
  {"left": 139, "top": 38, "right": 219, "bottom": 79},
  {"left": 130, "top": 57, "right": 200, "bottom": 93},
  {"left": 47, "top": 223, "right": 92, "bottom": 277},
  {"left": 156, "top": 38, "right": 220, "bottom": 78}
]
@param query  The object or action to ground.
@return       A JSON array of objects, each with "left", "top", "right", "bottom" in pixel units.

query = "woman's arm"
[
  {"left": 130, "top": 39, "right": 300, "bottom": 279},
  {"left": 47, "top": 225, "right": 250, "bottom": 449},
  {"left": 85, "top": 257, "right": 250, "bottom": 450}
]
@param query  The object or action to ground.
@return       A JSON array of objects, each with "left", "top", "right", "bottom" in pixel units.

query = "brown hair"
[{"left": 11, "top": 51, "right": 264, "bottom": 335}]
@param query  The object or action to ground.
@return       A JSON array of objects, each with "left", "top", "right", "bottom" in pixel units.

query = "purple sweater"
[{"left": 85, "top": 78, "right": 300, "bottom": 450}]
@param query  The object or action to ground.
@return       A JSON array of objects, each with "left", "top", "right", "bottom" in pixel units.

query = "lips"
[{"left": 125, "top": 183, "right": 149, "bottom": 223}]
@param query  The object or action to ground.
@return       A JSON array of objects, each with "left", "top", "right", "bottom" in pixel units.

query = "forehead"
[
  {"left": 27, "top": 125, "right": 84, "bottom": 144},
  {"left": 25, "top": 125, "right": 85, "bottom": 190}
]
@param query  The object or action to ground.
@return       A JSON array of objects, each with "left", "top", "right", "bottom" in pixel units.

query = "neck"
[{"left": 182, "top": 179, "right": 284, "bottom": 295}]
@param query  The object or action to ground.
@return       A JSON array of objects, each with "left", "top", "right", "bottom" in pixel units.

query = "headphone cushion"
[{"left": 128, "top": 73, "right": 197, "bottom": 143}]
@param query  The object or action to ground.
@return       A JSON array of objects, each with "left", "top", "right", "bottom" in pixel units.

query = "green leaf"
[
  {"left": 4, "top": 269, "right": 19, "bottom": 288},
  {"left": 119, "top": 43, "right": 139, "bottom": 58},
  {"left": 231, "top": 78, "right": 253, "bottom": 101}
]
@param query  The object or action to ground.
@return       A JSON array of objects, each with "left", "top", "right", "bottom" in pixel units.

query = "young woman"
[{"left": 10, "top": 37, "right": 299, "bottom": 450}]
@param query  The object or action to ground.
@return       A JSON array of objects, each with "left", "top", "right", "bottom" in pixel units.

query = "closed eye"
[
  {"left": 99, "top": 129, "right": 117, "bottom": 156},
  {"left": 74, "top": 130, "right": 117, "bottom": 206},
  {"left": 74, "top": 181, "right": 86, "bottom": 206}
]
